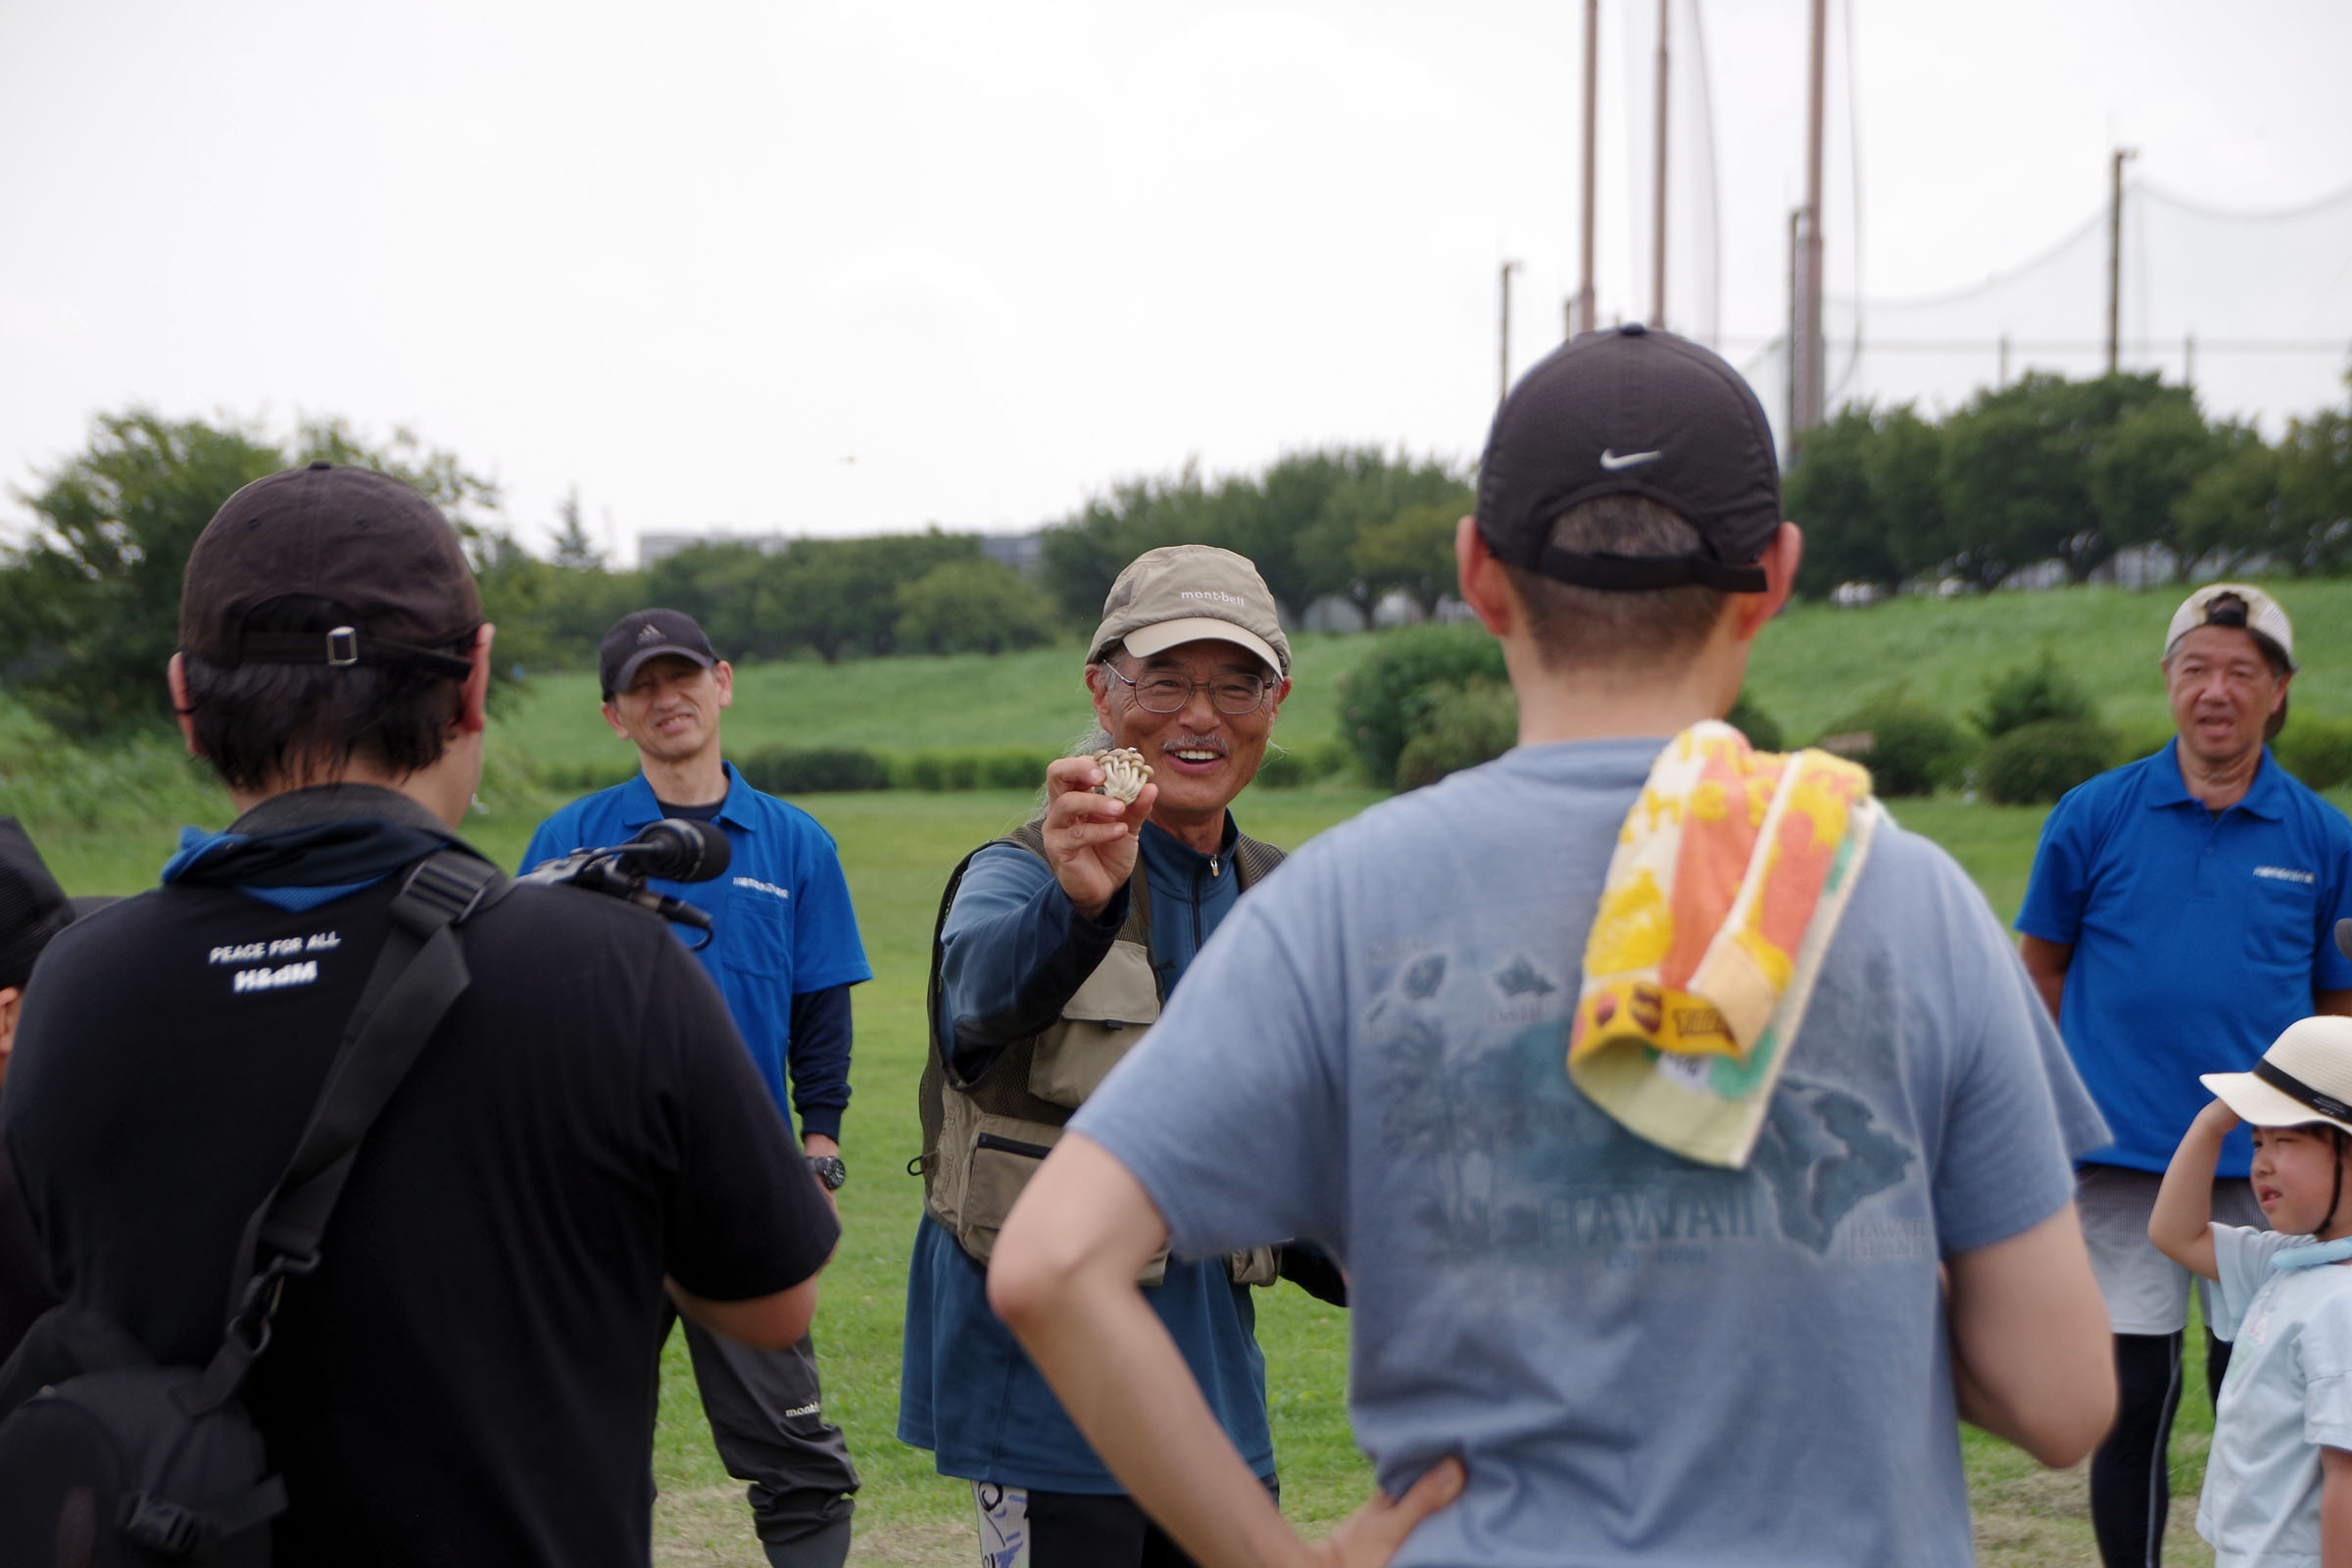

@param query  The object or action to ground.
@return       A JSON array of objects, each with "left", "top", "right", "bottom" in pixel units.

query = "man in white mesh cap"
[{"left": 2020, "top": 583, "right": 2352, "bottom": 1567}]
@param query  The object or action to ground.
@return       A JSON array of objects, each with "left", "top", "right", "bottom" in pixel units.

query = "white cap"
[
  {"left": 2166, "top": 583, "right": 2295, "bottom": 670},
  {"left": 2202, "top": 1016, "right": 2352, "bottom": 1138}
]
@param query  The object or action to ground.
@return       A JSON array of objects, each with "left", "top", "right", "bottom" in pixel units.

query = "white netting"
[{"left": 1740, "top": 179, "right": 2352, "bottom": 455}]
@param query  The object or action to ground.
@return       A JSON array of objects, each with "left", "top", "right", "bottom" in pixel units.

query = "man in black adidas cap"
[
  {"left": 989, "top": 326, "right": 2115, "bottom": 1567},
  {"left": 525, "top": 608, "right": 872, "bottom": 1568},
  {"left": 0, "top": 463, "right": 838, "bottom": 1565}
]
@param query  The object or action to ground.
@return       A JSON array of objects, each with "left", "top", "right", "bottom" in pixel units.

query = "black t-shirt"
[
  {"left": 0, "top": 1133, "right": 52, "bottom": 1362},
  {"left": 2, "top": 862, "right": 836, "bottom": 1566}
]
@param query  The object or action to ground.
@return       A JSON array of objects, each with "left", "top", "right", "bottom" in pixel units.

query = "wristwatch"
[{"left": 807, "top": 1153, "right": 849, "bottom": 1192}]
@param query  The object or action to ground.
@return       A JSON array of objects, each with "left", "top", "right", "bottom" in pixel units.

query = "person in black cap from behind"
[
  {"left": 522, "top": 608, "right": 873, "bottom": 1568},
  {"left": 0, "top": 462, "right": 839, "bottom": 1566},
  {"left": 987, "top": 325, "right": 2117, "bottom": 1567},
  {"left": 0, "top": 817, "right": 94, "bottom": 1363}
]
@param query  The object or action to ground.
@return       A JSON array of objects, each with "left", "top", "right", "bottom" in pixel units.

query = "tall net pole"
[
  {"left": 1795, "top": 0, "right": 1828, "bottom": 433},
  {"left": 1499, "top": 260, "right": 1524, "bottom": 404},
  {"left": 1651, "top": 0, "right": 1670, "bottom": 328},
  {"left": 2107, "top": 147, "right": 2137, "bottom": 375},
  {"left": 1576, "top": 0, "right": 1598, "bottom": 339}
]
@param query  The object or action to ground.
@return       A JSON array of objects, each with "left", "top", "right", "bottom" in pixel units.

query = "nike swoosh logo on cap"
[{"left": 1599, "top": 449, "right": 1663, "bottom": 470}]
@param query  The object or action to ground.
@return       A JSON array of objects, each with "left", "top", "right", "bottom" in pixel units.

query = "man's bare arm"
[
  {"left": 990, "top": 1133, "right": 1460, "bottom": 1568},
  {"left": 2018, "top": 936, "right": 2072, "bottom": 1025},
  {"left": 2316, "top": 988, "right": 2352, "bottom": 1019},
  {"left": 1945, "top": 1201, "right": 2115, "bottom": 1468},
  {"left": 666, "top": 1277, "right": 818, "bottom": 1351}
]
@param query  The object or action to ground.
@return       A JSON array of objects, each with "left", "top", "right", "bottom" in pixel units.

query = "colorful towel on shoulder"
[{"left": 1567, "top": 719, "right": 1882, "bottom": 1168}]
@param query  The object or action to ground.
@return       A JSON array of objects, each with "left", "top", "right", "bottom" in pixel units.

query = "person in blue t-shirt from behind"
[
  {"left": 522, "top": 609, "right": 872, "bottom": 1568},
  {"left": 2152, "top": 1013, "right": 2352, "bottom": 1566},
  {"left": 987, "top": 327, "right": 2115, "bottom": 1568},
  {"left": 2019, "top": 583, "right": 2352, "bottom": 1568}
]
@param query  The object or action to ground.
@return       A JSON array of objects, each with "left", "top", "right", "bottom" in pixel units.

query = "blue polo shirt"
[
  {"left": 2017, "top": 741, "right": 2352, "bottom": 1177},
  {"left": 522, "top": 764, "right": 871, "bottom": 1135}
]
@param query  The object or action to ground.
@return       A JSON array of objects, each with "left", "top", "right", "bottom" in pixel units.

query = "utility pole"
[
  {"left": 2107, "top": 147, "right": 2137, "bottom": 376},
  {"left": 1651, "top": 0, "right": 1670, "bottom": 328},
  {"left": 1575, "top": 0, "right": 1599, "bottom": 338},
  {"left": 1793, "top": 0, "right": 1828, "bottom": 434},
  {"left": 1786, "top": 209, "right": 1802, "bottom": 447},
  {"left": 1499, "top": 260, "right": 1524, "bottom": 404}
]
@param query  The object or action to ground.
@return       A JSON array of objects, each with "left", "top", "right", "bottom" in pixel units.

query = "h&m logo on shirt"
[
  {"left": 733, "top": 876, "right": 790, "bottom": 901},
  {"left": 233, "top": 960, "right": 318, "bottom": 994},
  {"left": 2254, "top": 865, "right": 2317, "bottom": 885}
]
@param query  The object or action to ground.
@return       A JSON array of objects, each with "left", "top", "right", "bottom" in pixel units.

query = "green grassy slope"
[
  {"left": 478, "top": 574, "right": 2352, "bottom": 790},
  {"left": 493, "top": 632, "right": 1392, "bottom": 779},
  {"left": 1743, "top": 576, "right": 2352, "bottom": 743}
]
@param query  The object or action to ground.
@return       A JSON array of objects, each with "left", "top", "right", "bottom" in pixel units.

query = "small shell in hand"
[{"left": 1093, "top": 747, "right": 1154, "bottom": 805}]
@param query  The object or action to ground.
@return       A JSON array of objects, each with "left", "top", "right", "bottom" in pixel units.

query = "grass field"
[
  {"left": 23, "top": 576, "right": 2352, "bottom": 1563},
  {"left": 493, "top": 633, "right": 1393, "bottom": 784},
  {"left": 485, "top": 574, "right": 2352, "bottom": 782}
]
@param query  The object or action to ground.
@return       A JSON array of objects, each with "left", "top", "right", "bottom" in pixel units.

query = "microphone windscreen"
[{"left": 636, "top": 818, "right": 732, "bottom": 883}]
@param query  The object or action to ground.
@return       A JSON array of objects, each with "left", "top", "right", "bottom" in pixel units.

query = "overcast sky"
[{"left": 4, "top": 0, "right": 2348, "bottom": 562}]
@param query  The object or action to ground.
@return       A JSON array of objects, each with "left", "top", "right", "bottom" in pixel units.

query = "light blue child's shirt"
[{"left": 2202, "top": 1225, "right": 2352, "bottom": 1567}]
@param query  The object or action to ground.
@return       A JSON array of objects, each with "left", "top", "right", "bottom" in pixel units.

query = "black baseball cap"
[
  {"left": 600, "top": 609, "right": 719, "bottom": 698},
  {"left": 1476, "top": 323, "right": 1784, "bottom": 594},
  {"left": 180, "top": 463, "right": 480, "bottom": 677},
  {"left": 0, "top": 818, "right": 75, "bottom": 992}
]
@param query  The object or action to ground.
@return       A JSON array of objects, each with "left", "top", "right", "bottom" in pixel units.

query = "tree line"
[
  {"left": 625, "top": 446, "right": 1473, "bottom": 666},
  {"left": 6, "top": 370, "right": 2347, "bottom": 747},
  {"left": 1788, "top": 367, "right": 2352, "bottom": 597},
  {"left": 0, "top": 414, "right": 1471, "bottom": 743}
]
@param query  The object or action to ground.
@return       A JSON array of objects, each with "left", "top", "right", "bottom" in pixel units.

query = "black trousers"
[
  {"left": 975, "top": 1475, "right": 1279, "bottom": 1567},
  {"left": 2088, "top": 1328, "right": 2234, "bottom": 1568},
  {"left": 671, "top": 1312, "right": 859, "bottom": 1568}
]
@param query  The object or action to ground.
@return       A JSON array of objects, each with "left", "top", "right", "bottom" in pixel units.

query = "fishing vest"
[{"left": 916, "top": 817, "right": 1286, "bottom": 1286}]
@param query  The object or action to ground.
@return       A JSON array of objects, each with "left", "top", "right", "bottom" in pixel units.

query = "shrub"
[
  {"left": 1395, "top": 677, "right": 1517, "bottom": 791},
  {"left": 1980, "top": 718, "right": 2120, "bottom": 805},
  {"left": 736, "top": 746, "right": 892, "bottom": 794},
  {"left": 887, "top": 748, "right": 1057, "bottom": 791},
  {"left": 977, "top": 748, "right": 1058, "bottom": 791},
  {"left": 1337, "top": 623, "right": 1506, "bottom": 787},
  {"left": 1726, "top": 690, "right": 1784, "bottom": 753},
  {"left": 533, "top": 759, "right": 639, "bottom": 797},
  {"left": 2277, "top": 715, "right": 2352, "bottom": 792},
  {"left": 899, "top": 750, "right": 979, "bottom": 791},
  {"left": 1976, "top": 653, "right": 2099, "bottom": 739},
  {"left": 1819, "top": 697, "right": 1972, "bottom": 797},
  {"left": 1252, "top": 737, "right": 1357, "bottom": 790},
  {"left": 2111, "top": 720, "right": 2177, "bottom": 765}
]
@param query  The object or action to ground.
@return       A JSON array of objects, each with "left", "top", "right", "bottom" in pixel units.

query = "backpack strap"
[{"left": 187, "top": 849, "right": 507, "bottom": 1413}]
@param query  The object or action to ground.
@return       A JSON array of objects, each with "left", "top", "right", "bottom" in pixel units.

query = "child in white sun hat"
[{"left": 2152, "top": 1014, "right": 2352, "bottom": 1566}]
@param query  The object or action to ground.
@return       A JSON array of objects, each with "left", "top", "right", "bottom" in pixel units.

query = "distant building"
[
  {"left": 637, "top": 526, "right": 1050, "bottom": 575},
  {"left": 637, "top": 530, "right": 789, "bottom": 566},
  {"left": 978, "top": 530, "right": 1044, "bottom": 576}
]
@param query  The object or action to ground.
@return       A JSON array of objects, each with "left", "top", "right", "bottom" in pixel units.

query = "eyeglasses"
[{"left": 1103, "top": 664, "right": 1276, "bottom": 715}]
